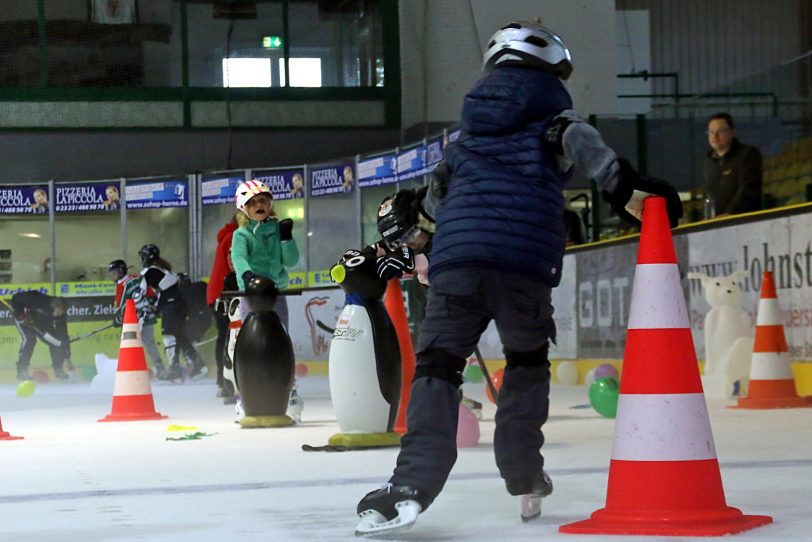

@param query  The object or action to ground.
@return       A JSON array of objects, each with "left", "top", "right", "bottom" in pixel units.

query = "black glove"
[
  {"left": 278, "top": 219, "right": 294, "bottom": 241},
  {"left": 376, "top": 247, "right": 415, "bottom": 282},
  {"left": 242, "top": 270, "right": 257, "bottom": 284},
  {"left": 602, "top": 158, "right": 683, "bottom": 228}
]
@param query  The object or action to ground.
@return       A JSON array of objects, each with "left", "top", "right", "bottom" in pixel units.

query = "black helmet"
[
  {"left": 107, "top": 259, "right": 128, "bottom": 278},
  {"left": 139, "top": 244, "right": 160, "bottom": 265},
  {"left": 377, "top": 190, "right": 420, "bottom": 251},
  {"left": 483, "top": 21, "right": 573, "bottom": 80}
]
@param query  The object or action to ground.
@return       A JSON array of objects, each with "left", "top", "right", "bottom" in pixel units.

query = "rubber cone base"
[
  {"left": 328, "top": 431, "right": 401, "bottom": 448},
  {"left": 0, "top": 432, "right": 23, "bottom": 441},
  {"left": 559, "top": 507, "right": 772, "bottom": 536},
  {"left": 738, "top": 395, "right": 812, "bottom": 409},
  {"left": 240, "top": 415, "right": 294, "bottom": 428}
]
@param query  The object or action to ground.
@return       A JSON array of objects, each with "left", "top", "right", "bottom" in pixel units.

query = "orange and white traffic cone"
[
  {"left": 384, "top": 278, "right": 415, "bottom": 435},
  {"left": 0, "top": 415, "right": 23, "bottom": 440},
  {"left": 737, "top": 271, "right": 812, "bottom": 409},
  {"left": 560, "top": 197, "right": 771, "bottom": 536},
  {"left": 99, "top": 299, "right": 168, "bottom": 422}
]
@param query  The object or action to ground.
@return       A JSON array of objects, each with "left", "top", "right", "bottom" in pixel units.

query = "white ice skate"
[
  {"left": 234, "top": 397, "right": 245, "bottom": 424},
  {"left": 355, "top": 500, "right": 422, "bottom": 537},
  {"left": 519, "top": 494, "right": 541, "bottom": 522}
]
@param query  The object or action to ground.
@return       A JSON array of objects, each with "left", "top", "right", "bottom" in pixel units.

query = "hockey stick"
[
  {"left": 473, "top": 346, "right": 499, "bottom": 401},
  {"left": 316, "top": 319, "right": 335, "bottom": 334},
  {"left": 69, "top": 323, "right": 116, "bottom": 343}
]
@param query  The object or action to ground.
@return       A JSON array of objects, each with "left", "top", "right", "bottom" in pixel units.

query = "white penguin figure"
[{"left": 326, "top": 247, "right": 401, "bottom": 448}]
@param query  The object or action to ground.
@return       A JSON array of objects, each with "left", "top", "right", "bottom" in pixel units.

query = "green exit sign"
[{"left": 262, "top": 36, "right": 283, "bottom": 49}]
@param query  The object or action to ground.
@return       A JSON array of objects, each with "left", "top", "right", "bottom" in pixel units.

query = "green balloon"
[
  {"left": 16, "top": 379, "right": 36, "bottom": 398},
  {"left": 588, "top": 377, "right": 619, "bottom": 418},
  {"left": 463, "top": 363, "right": 484, "bottom": 384}
]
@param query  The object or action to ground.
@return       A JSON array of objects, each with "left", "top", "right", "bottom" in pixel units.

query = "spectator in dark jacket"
[
  {"left": 354, "top": 20, "right": 682, "bottom": 536},
  {"left": 704, "top": 112, "right": 763, "bottom": 216}
]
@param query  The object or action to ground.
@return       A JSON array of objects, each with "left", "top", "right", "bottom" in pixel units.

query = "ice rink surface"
[{"left": 1, "top": 375, "right": 811, "bottom": 542}]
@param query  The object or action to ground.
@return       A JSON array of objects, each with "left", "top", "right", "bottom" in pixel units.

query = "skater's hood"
[{"left": 461, "top": 67, "right": 572, "bottom": 136}]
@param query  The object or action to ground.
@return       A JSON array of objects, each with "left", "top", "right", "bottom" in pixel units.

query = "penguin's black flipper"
[{"left": 316, "top": 319, "right": 335, "bottom": 334}]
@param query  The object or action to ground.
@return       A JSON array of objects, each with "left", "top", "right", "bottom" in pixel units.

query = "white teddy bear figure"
[{"left": 687, "top": 270, "right": 754, "bottom": 398}]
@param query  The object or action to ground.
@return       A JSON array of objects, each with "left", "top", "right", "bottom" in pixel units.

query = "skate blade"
[
  {"left": 519, "top": 494, "right": 541, "bottom": 522},
  {"left": 355, "top": 500, "right": 421, "bottom": 537}
]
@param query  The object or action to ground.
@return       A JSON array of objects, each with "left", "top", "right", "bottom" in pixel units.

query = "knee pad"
[
  {"left": 504, "top": 343, "right": 550, "bottom": 367},
  {"left": 413, "top": 348, "right": 467, "bottom": 388}
]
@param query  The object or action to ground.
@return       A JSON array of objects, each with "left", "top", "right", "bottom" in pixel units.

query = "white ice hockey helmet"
[
  {"left": 482, "top": 21, "right": 573, "bottom": 80},
  {"left": 235, "top": 179, "right": 272, "bottom": 211}
]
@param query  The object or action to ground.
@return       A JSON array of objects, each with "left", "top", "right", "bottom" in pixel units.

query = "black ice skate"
[
  {"left": 506, "top": 470, "right": 553, "bottom": 522},
  {"left": 53, "top": 367, "right": 69, "bottom": 380},
  {"left": 355, "top": 484, "right": 429, "bottom": 537},
  {"left": 159, "top": 364, "right": 184, "bottom": 383},
  {"left": 189, "top": 362, "right": 208, "bottom": 381}
]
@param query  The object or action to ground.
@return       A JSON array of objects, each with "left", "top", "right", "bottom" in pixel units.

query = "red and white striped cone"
[
  {"left": 0, "top": 415, "right": 23, "bottom": 440},
  {"left": 99, "top": 299, "right": 168, "bottom": 422},
  {"left": 560, "top": 197, "right": 771, "bottom": 536},
  {"left": 737, "top": 271, "right": 812, "bottom": 409}
]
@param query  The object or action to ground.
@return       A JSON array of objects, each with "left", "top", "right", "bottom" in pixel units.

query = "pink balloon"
[
  {"left": 456, "top": 404, "right": 480, "bottom": 448},
  {"left": 594, "top": 363, "right": 619, "bottom": 380}
]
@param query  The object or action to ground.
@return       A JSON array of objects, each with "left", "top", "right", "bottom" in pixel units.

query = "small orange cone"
[
  {"left": 384, "top": 279, "right": 415, "bottom": 435},
  {"left": 0, "top": 415, "right": 23, "bottom": 440},
  {"left": 99, "top": 299, "right": 168, "bottom": 422},
  {"left": 560, "top": 197, "right": 771, "bottom": 536},
  {"left": 737, "top": 271, "right": 812, "bottom": 409}
]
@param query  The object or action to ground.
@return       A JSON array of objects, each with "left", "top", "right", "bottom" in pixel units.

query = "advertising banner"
[
  {"left": 0, "top": 185, "right": 49, "bottom": 215},
  {"left": 310, "top": 164, "right": 355, "bottom": 197},
  {"left": 55, "top": 182, "right": 121, "bottom": 212},
  {"left": 357, "top": 153, "right": 397, "bottom": 188},
  {"left": 396, "top": 145, "right": 428, "bottom": 182},
  {"left": 688, "top": 215, "right": 812, "bottom": 361},
  {"left": 425, "top": 136, "right": 444, "bottom": 171},
  {"left": 201, "top": 174, "right": 244, "bottom": 206},
  {"left": 126, "top": 179, "right": 188, "bottom": 209},
  {"left": 252, "top": 169, "right": 305, "bottom": 201}
]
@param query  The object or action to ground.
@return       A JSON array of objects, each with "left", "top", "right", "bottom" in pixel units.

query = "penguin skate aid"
[
  {"left": 219, "top": 179, "right": 303, "bottom": 427},
  {"left": 216, "top": 279, "right": 302, "bottom": 427},
  {"left": 354, "top": 20, "right": 683, "bottom": 537}
]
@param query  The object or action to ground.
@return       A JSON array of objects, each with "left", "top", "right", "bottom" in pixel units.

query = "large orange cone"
[
  {"left": 0, "top": 415, "right": 23, "bottom": 440},
  {"left": 560, "top": 197, "right": 771, "bottom": 536},
  {"left": 384, "top": 279, "right": 415, "bottom": 435},
  {"left": 737, "top": 271, "right": 812, "bottom": 409},
  {"left": 99, "top": 299, "right": 168, "bottom": 422}
]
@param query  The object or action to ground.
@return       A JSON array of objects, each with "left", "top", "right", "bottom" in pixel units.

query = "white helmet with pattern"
[
  {"left": 235, "top": 179, "right": 272, "bottom": 211},
  {"left": 483, "top": 21, "right": 573, "bottom": 80}
]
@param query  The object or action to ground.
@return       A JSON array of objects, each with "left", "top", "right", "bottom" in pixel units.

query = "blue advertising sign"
[
  {"left": 310, "top": 163, "right": 355, "bottom": 197},
  {"left": 125, "top": 179, "right": 188, "bottom": 209},
  {"left": 252, "top": 169, "right": 305, "bottom": 201},
  {"left": 55, "top": 182, "right": 121, "bottom": 212},
  {"left": 425, "top": 136, "right": 444, "bottom": 169},
  {"left": 201, "top": 174, "right": 244, "bottom": 206},
  {"left": 357, "top": 153, "right": 398, "bottom": 188},
  {"left": 397, "top": 145, "right": 427, "bottom": 181},
  {"left": 0, "top": 185, "right": 49, "bottom": 215}
]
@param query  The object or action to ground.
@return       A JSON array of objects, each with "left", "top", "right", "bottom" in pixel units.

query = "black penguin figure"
[
  {"left": 327, "top": 247, "right": 401, "bottom": 447},
  {"left": 234, "top": 276, "right": 295, "bottom": 427}
]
